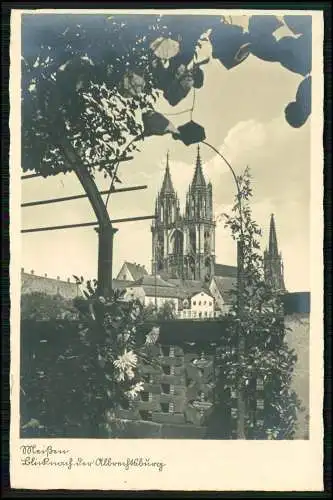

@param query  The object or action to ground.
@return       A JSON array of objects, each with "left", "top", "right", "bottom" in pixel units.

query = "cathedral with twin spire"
[
  {"left": 151, "top": 146, "right": 215, "bottom": 282},
  {"left": 151, "top": 146, "right": 286, "bottom": 292}
]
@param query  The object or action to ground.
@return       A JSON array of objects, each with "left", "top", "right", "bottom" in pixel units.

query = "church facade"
[
  {"left": 151, "top": 147, "right": 216, "bottom": 282},
  {"left": 151, "top": 147, "right": 286, "bottom": 292}
]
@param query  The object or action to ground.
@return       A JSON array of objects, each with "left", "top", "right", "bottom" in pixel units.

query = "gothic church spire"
[
  {"left": 268, "top": 213, "right": 279, "bottom": 255},
  {"left": 160, "top": 151, "right": 175, "bottom": 195},
  {"left": 191, "top": 145, "right": 206, "bottom": 189}
]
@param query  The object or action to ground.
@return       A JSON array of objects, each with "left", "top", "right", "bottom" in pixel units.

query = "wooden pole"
[
  {"left": 96, "top": 226, "right": 118, "bottom": 297},
  {"left": 21, "top": 185, "right": 147, "bottom": 207},
  {"left": 21, "top": 215, "right": 156, "bottom": 233}
]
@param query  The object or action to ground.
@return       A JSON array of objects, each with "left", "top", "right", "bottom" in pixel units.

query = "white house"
[
  {"left": 179, "top": 290, "right": 218, "bottom": 319},
  {"left": 117, "top": 274, "right": 182, "bottom": 314}
]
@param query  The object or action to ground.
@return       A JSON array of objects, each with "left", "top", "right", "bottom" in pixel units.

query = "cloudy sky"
[{"left": 20, "top": 16, "right": 311, "bottom": 292}]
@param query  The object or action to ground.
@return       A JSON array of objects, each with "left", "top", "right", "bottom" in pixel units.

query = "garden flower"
[
  {"left": 126, "top": 381, "right": 145, "bottom": 400},
  {"left": 113, "top": 350, "right": 138, "bottom": 381}
]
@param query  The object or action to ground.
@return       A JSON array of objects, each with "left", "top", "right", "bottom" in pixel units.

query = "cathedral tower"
[
  {"left": 264, "top": 214, "right": 286, "bottom": 292},
  {"left": 151, "top": 153, "right": 183, "bottom": 278},
  {"left": 184, "top": 146, "right": 215, "bottom": 281}
]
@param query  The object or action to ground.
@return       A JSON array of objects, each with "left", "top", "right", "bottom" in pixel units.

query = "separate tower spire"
[
  {"left": 268, "top": 213, "right": 279, "bottom": 255},
  {"left": 264, "top": 213, "right": 286, "bottom": 292}
]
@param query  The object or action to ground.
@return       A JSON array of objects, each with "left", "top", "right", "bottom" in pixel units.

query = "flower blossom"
[
  {"left": 113, "top": 349, "right": 138, "bottom": 382},
  {"left": 126, "top": 382, "right": 145, "bottom": 400}
]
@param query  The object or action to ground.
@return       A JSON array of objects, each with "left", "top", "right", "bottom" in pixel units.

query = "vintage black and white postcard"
[{"left": 10, "top": 8, "right": 324, "bottom": 491}]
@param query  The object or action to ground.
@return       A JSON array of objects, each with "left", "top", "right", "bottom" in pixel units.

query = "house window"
[
  {"left": 139, "top": 410, "right": 152, "bottom": 421},
  {"left": 170, "top": 385, "right": 175, "bottom": 395},
  {"left": 169, "top": 402, "right": 175, "bottom": 413},
  {"left": 199, "top": 312, "right": 202, "bottom": 318},
  {"left": 141, "top": 392, "right": 151, "bottom": 402},
  {"left": 231, "top": 408, "right": 238, "bottom": 418},
  {"left": 257, "top": 399, "right": 265, "bottom": 410},
  {"left": 169, "top": 346, "right": 175, "bottom": 357},
  {"left": 199, "top": 301, "right": 201, "bottom": 305},
  {"left": 160, "top": 403, "right": 169, "bottom": 413},
  {"left": 193, "top": 301, "right": 196, "bottom": 305},
  {"left": 161, "top": 384, "right": 170, "bottom": 394},
  {"left": 209, "top": 301, "right": 212, "bottom": 306},
  {"left": 170, "top": 365, "right": 175, "bottom": 375},
  {"left": 256, "top": 379, "right": 264, "bottom": 391},
  {"left": 161, "top": 345, "right": 170, "bottom": 357},
  {"left": 204, "top": 301, "right": 206, "bottom": 305},
  {"left": 204, "top": 311, "right": 207, "bottom": 317}
]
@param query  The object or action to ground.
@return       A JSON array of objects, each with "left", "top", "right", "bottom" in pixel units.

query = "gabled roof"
[
  {"left": 122, "top": 261, "right": 148, "bottom": 281},
  {"left": 214, "top": 263, "right": 238, "bottom": 278},
  {"left": 190, "top": 289, "right": 214, "bottom": 300},
  {"left": 211, "top": 276, "right": 237, "bottom": 303}
]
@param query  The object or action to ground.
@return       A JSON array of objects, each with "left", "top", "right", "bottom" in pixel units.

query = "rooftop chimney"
[
  {"left": 67, "top": 278, "right": 70, "bottom": 283},
  {"left": 31, "top": 270, "right": 34, "bottom": 275},
  {"left": 21, "top": 267, "right": 24, "bottom": 273},
  {"left": 44, "top": 273, "right": 47, "bottom": 277},
  {"left": 57, "top": 276, "right": 60, "bottom": 280}
]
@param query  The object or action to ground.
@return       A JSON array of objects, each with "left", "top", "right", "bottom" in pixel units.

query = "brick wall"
[{"left": 114, "top": 342, "right": 218, "bottom": 429}]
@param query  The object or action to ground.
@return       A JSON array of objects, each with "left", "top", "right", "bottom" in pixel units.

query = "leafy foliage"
[
  {"left": 21, "top": 280, "right": 159, "bottom": 437},
  {"left": 215, "top": 168, "right": 301, "bottom": 439},
  {"left": 21, "top": 292, "right": 79, "bottom": 320},
  {"left": 22, "top": 13, "right": 312, "bottom": 181},
  {"left": 143, "top": 300, "right": 177, "bottom": 322}
]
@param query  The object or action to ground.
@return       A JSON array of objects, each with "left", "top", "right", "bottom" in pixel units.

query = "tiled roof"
[
  {"left": 167, "top": 278, "right": 209, "bottom": 294},
  {"left": 124, "top": 261, "right": 148, "bottom": 281},
  {"left": 214, "top": 263, "right": 238, "bottom": 278},
  {"left": 134, "top": 275, "right": 176, "bottom": 288},
  {"left": 211, "top": 276, "right": 237, "bottom": 303},
  {"left": 140, "top": 286, "right": 186, "bottom": 299}
]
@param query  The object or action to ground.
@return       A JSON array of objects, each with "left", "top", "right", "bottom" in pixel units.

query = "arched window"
[{"left": 172, "top": 229, "right": 184, "bottom": 255}]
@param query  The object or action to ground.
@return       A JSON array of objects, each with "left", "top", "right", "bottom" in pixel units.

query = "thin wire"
[
  {"left": 190, "top": 87, "right": 196, "bottom": 121},
  {"left": 162, "top": 108, "right": 192, "bottom": 117},
  {"left": 201, "top": 140, "right": 244, "bottom": 239}
]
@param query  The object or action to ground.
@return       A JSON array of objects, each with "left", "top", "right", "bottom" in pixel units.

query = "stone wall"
[
  {"left": 285, "top": 313, "right": 310, "bottom": 439},
  {"left": 21, "top": 271, "right": 81, "bottom": 300}
]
